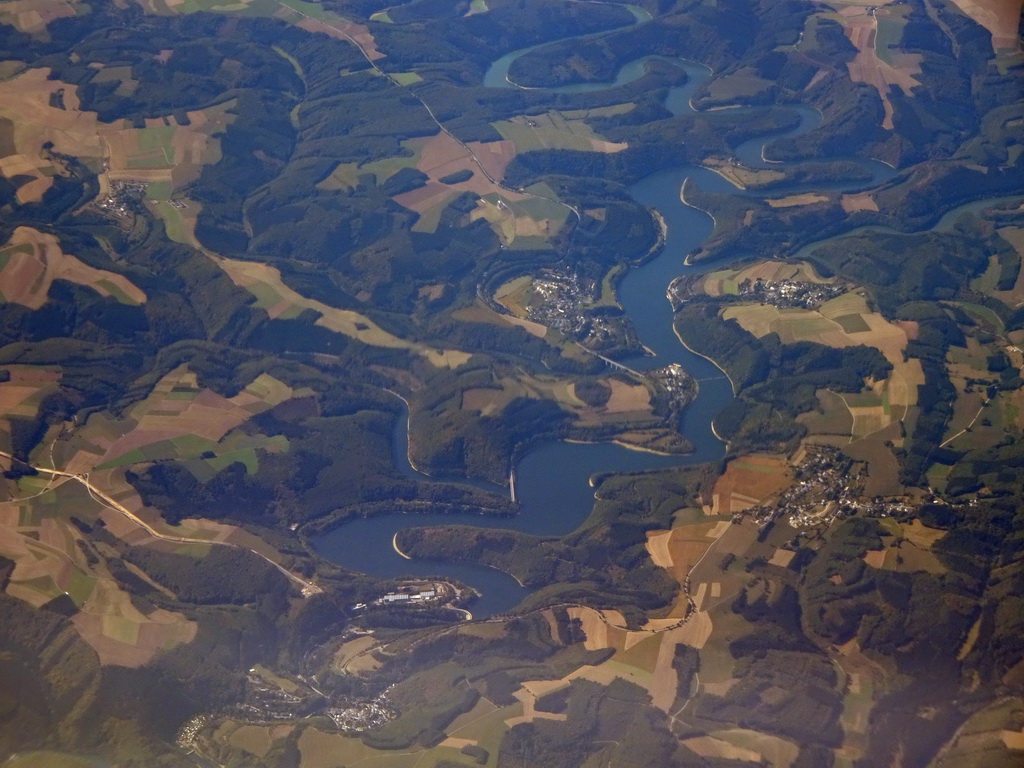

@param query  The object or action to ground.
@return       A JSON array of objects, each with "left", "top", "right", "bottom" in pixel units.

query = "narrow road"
[
  {"left": 0, "top": 449, "right": 322, "bottom": 596},
  {"left": 940, "top": 396, "right": 991, "bottom": 448}
]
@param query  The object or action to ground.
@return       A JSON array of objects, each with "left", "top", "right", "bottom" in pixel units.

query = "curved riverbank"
[{"left": 313, "top": 46, "right": 893, "bottom": 618}]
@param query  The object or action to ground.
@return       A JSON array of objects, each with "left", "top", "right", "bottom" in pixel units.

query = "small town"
[
  {"left": 523, "top": 271, "right": 638, "bottom": 352},
  {"left": 734, "top": 277, "right": 847, "bottom": 310},
  {"left": 325, "top": 693, "right": 397, "bottom": 732},
  {"left": 739, "top": 446, "right": 916, "bottom": 531},
  {"left": 666, "top": 274, "right": 847, "bottom": 311}
]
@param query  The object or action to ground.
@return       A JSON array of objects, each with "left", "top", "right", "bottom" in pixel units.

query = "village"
[
  {"left": 523, "top": 271, "right": 640, "bottom": 354},
  {"left": 666, "top": 273, "right": 847, "bottom": 311},
  {"left": 90, "top": 179, "right": 149, "bottom": 226},
  {"left": 735, "top": 277, "right": 847, "bottom": 310},
  {"left": 740, "top": 446, "right": 916, "bottom": 532}
]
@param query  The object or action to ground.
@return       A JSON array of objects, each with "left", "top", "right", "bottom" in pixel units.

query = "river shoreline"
[
  {"left": 672, "top": 326, "right": 737, "bottom": 396},
  {"left": 392, "top": 532, "right": 411, "bottom": 560},
  {"left": 313, "top": 40, "right": 882, "bottom": 618}
]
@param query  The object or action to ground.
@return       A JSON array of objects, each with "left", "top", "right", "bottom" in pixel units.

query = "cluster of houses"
[{"left": 735, "top": 278, "right": 846, "bottom": 310}]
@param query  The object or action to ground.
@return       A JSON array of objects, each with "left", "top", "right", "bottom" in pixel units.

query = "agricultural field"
[
  {"left": 52, "top": 364, "right": 302, "bottom": 477},
  {"left": 459, "top": 371, "right": 654, "bottom": 426},
  {"left": 152, "top": 196, "right": 474, "bottom": 369},
  {"left": 702, "top": 157, "right": 786, "bottom": 189},
  {"left": 0, "top": 454, "right": 200, "bottom": 665},
  {"left": 1, "top": 752, "right": 110, "bottom": 768},
  {"left": 212, "top": 253, "right": 472, "bottom": 368},
  {"left": 0, "top": 227, "right": 146, "bottom": 309},
  {"left": 100, "top": 100, "right": 236, "bottom": 198},
  {"left": 354, "top": 131, "right": 573, "bottom": 246},
  {"left": 331, "top": 634, "right": 381, "bottom": 674},
  {"left": 723, "top": 291, "right": 924, "bottom": 450},
  {"left": 0, "top": 67, "right": 236, "bottom": 204},
  {"left": 840, "top": 191, "right": 879, "bottom": 213},
  {"left": 0, "top": 364, "right": 316, "bottom": 665},
  {"left": 860, "top": 518, "right": 945, "bottom": 575},
  {"left": 947, "top": 0, "right": 1024, "bottom": 52},
  {"left": 697, "top": 67, "right": 774, "bottom": 105},
  {"left": 765, "top": 192, "right": 830, "bottom": 208},
  {"left": 0, "top": 68, "right": 105, "bottom": 203},
  {"left": 0, "top": 364, "right": 60, "bottom": 451},
  {"left": 801, "top": 0, "right": 922, "bottom": 129},
  {"left": 988, "top": 225, "right": 1024, "bottom": 307},
  {"left": 296, "top": 710, "right": 518, "bottom": 768},
  {"left": 128, "top": 0, "right": 385, "bottom": 60},
  {"left": 453, "top": 301, "right": 551, "bottom": 340},
  {"left": 492, "top": 110, "right": 627, "bottom": 154},
  {"left": 683, "top": 729, "right": 800, "bottom": 768},
  {"left": 931, "top": 697, "right": 1024, "bottom": 767},
  {"left": 0, "top": 0, "right": 83, "bottom": 38},
  {"left": 708, "top": 454, "right": 792, "bottom": 515},
  {"left": 717, "top": 286, "right": 925, "bottom": 495}
]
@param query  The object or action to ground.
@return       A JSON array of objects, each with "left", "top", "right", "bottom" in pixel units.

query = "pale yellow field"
[
  {"left": 765, "top": 192, "right": 829, "bottom": 208},
  {"left": 603, "top": 378, "right": 651, "bottom": 413},
  {"left": 702, "top": 259, "right": 832, "bottom": 297},
  {"left": 0, "top": 227, "right": 146, "bottom": 309},
  {"left": 710, "top": 455, "right": 792, "bottom": 514},
  {"left": 332, "top": 635, "right": 380, "bottom": 673},
  {"left": 841, "top": 192, "right": 879, "bottom": 213},
  {"left": 684, "top": 736, "right": 761, "bottom": 762},
  {"left": 0, "top": 69, "right": 106, "bottom": 202},
  {"left": 0, "top": 0, "right": 79, "bottom": 36}
]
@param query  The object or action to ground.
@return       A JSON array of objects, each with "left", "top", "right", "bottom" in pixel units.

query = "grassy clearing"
[
  {"left": 702, "top": 68, "right": 774, "bottom": 103},
  {"left": 2, "top": 752, "right": 109, "bottom": 768},
  {"left": 0, "top": 0, "right": 81, "bottom": 37},
  {"left": 493, "top": 111, "right": 627, "bottom": 154},
  {"left": 391, "top": 71, "right": 423, "bottom": 86}
]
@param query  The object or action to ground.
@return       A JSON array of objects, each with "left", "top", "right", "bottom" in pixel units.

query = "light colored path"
[{"left": 0, "top": 449, "right": 321, "bottom": 596}]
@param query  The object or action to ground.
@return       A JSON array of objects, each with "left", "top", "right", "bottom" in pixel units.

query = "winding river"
[{"left": 313, "top": 35, "right": 898, "bottom": 617}]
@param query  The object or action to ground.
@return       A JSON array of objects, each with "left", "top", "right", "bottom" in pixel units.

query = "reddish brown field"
[
  {"left": 841, "top": 192, "right": 879, "bottom": 213},
  {"left": 394, "top": 132, "right": 526, "bottom": 219},
  {"left": 468, "top": 138, "right": 518, "bottom": 181},
  {"left": 948, "top": 0, "right": 1023, "bottom": 50},
  {"left": 839, "top": 5, "right": 922, "bottom": 130},
  {"left": 711, "top": 455, "right": 792, "bottom": 514}
]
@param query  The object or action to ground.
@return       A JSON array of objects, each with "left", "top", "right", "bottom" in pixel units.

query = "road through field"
[{"left": 0, "top": 449, "right": 321, "bottom": 596}]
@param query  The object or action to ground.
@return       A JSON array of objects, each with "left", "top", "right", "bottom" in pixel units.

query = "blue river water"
[{"left": 313, "top": 45, "right": 896, "bottom": 617}]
